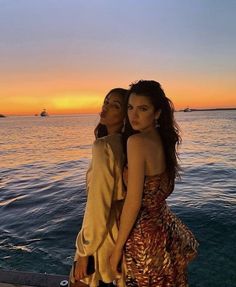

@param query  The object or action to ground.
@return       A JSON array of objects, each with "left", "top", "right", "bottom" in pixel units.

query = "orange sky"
[{"left": 1, "top": 72, "right": 235, "bottom": 115}]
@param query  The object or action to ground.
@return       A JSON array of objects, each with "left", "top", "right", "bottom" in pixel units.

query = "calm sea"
[{"left": 0, "top": 111, "right": 235, "bottom": 287}]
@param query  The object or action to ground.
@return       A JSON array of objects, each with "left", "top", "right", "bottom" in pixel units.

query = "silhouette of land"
[{"left": 179, "top": 107, "right": 236, "bottom": 112}]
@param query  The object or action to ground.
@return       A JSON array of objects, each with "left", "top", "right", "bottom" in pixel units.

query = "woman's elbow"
[{"left": 125, "top": 198, "right": 141, "bottom": 213}]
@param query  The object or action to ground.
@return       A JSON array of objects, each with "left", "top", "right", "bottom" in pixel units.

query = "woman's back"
[{"left": 133, "top": 132, "right": 166, "bottom": 177}]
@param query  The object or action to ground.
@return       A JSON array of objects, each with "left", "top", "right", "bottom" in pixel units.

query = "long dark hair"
[
  {"left": 94, "top": 88, "right": 128, "bottom": 139},
  {"left": 123, "top": 80, "right": 181, "bottom": 185}
]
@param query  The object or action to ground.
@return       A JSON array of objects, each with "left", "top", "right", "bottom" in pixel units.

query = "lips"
[{"left": 100, "top": 111, "right": 106, "bottom": 118}]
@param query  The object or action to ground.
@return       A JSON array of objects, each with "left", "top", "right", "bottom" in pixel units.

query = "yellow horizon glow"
[
  {"left": 1, "top": 73, "right": 235, "bottom": 115},
  {"left": 0, "top": 91, "right": 105, "bottom": 115},
  {"left": 1, "top": 92, "right": 236, "bottom": 115}
]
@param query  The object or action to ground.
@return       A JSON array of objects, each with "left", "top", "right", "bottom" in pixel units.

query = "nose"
[
  {"left": 132, "top": 109, "right": 139, "bottom": 119},
  {"left": 128, "top": 108, "right": 138, "bottom": 121}
]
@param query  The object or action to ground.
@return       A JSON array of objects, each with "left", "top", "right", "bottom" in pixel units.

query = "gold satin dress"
[{"left": 70, "top": 134, "right": 126, "bottom": 287}]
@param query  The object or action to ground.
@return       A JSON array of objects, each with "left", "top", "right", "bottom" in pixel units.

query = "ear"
[{"left": 155, "top": 109, "right": 161, "bottom": 120}]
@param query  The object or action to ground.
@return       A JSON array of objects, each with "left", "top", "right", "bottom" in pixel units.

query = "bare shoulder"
[
  {"left": 127, "top": 134, "right": 145, "bottom": 156},
  {"left": 128, "top": 133, "right": 163, "bottom": 164},
  {"left": 128, "top": 133, "right": 156, "bottom": 150},
  {"left": 127, "top": 133, "right": 145, "bottom": 147}
]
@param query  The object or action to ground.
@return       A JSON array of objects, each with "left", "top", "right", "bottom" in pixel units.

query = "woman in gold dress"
[
  {"left": 70, "top": 88, "right": 127, "bottom": 287},
  {"left": 110, "top": 80, "right": 198, "bottom": 286}
]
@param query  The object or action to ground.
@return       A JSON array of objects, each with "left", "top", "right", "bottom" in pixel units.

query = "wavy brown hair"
[{"left": 123, "top": 80, "right": 181, "bottom": 186}]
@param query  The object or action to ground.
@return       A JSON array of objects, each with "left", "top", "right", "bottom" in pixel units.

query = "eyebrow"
[
  {"left": 138, "top": 104, "right": 149, "bottom": 107},
  {"left": 111, "top": 100, "right": 122, "bottom": 105},
  {"left": 128, "top": 103, "right": 149, "bottom": 108}
]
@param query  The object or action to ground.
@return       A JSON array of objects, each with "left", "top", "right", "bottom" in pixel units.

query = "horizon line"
[{"left": 1, "top": 107, "right": 236, "bottom": 117}]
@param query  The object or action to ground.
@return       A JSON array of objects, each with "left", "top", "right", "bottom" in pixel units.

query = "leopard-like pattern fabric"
[{"left": 125, "top": 172, "right": 199, "bottom": 287}]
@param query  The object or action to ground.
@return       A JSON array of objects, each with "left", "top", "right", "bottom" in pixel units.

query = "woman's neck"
[
  {"left": 107, "top": 124, "right": 122, "bottom": 135},
  {"left": 107, "top": 130, "right": 121, "bottom": 135}
]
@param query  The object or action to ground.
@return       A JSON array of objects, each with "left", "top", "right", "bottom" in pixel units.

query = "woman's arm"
[{"left": 110, "top": 135, "right": 145, "bottom": 273}]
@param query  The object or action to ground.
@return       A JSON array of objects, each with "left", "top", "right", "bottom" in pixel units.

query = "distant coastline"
[
  {"left": 1, "top": 108, "right": 236, "bottom": 116},
  {"left": 179, "top": 107, "right": 236, "bottom": 112}
]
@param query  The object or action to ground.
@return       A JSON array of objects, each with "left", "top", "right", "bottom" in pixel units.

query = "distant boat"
[
  {"left": 40, "top": 109, "right": 49, "bottom": 117},
  {"left": 184, "top": 107, "right": 192, "bottom": 112},
  {"left": 0, "top": 114, "right": 6, "bottom": 118}
]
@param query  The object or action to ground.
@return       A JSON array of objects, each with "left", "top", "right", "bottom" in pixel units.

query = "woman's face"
[
  {"left": 99, "top": 92, "right": 125, "bottom": 129},
  {"left": 127, "top": 93, "right": 160, "bottom": 132}
]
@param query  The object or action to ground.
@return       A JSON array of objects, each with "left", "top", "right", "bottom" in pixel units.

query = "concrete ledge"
[{"left": 0, "top": 270, "right": 68, "bottom": 287}]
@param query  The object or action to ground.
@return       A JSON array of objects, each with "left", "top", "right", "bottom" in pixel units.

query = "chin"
[
  {"left": 99, "top": 118, "right": 106, "bottom": 125},
  {"left": 131, "top": 124, "right": 140, "bottom": 130}
]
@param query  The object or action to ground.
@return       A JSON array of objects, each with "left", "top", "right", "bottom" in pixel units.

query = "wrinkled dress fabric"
[
  {"left": 70, "top": 134, "right": 126, "bottom": 287},
  {"left": 125, "top": 172, "right": 199, "bottom": 287}
]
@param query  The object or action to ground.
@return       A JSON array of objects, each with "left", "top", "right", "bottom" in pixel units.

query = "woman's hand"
[
  {"left": 74, "top": 256, "right": 88, "bottom": 281},
  {"left": 110, "top": 247, "right": 122, "bottom": 276}
]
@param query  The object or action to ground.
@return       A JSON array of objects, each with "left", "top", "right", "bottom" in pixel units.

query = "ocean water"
[{"left": 0, "top": 111, "right": 235, "bottom": 287}]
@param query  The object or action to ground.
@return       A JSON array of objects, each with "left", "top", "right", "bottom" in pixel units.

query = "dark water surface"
[{"left": 0, "top": 111, "right": 235, "bottom": 286}]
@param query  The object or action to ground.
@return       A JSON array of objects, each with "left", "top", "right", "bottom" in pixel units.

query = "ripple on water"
[{"left": 0, "top": 113, "right": 236, "bottom": 286}]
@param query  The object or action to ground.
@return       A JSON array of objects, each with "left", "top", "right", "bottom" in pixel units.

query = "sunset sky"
[{"left": 0, "top": 0, "right": 236, "bottom": 115}]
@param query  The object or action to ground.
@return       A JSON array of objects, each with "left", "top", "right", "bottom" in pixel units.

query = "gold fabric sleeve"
[{"left": 74, "top": 138, "right": 115, "bottom": 258}]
